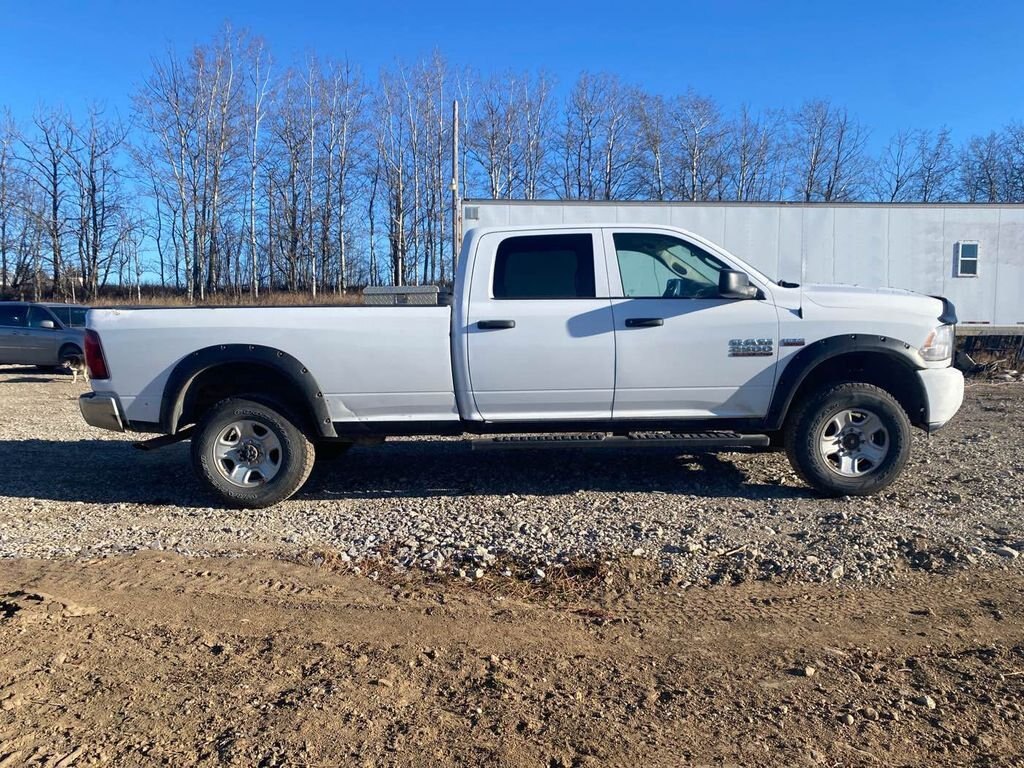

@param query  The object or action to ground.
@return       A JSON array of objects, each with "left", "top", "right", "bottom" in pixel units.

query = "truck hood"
[{"left": 801, "top": 284, "right": 944, "bottom": 319}]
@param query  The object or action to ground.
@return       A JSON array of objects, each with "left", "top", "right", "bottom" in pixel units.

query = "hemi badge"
[{"left": 780, "top": 338, "right": 806, "bottom": 347}]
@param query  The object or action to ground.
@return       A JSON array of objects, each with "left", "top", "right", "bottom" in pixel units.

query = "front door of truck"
[
  {"left": 466, "top": 230, "right": 616, "bottom": 421},
  {"left": 604, "top": 229, "right": 780, "bottom": 420}
]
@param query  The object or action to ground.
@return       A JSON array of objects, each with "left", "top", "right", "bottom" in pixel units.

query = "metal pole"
[{"left": 451, "top": 99, "right": 460, "bottom": 275}]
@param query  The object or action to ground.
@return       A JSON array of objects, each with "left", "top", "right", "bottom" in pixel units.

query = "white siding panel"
[
  {"left": 833, "top": 208, "right": 889, "bottom": 286},
  {"left": 616, "top": 204, "right": 671, "bottom": 224},
  {"left": 721, "top": 205, "right": 781, "bottom": 278},
  {"left": 669, "top": 206, "right": 727, "bottom": 245},
  {"left": 800, "top": 207, "right": 835, "bottom": 283},
  {"left": 777, "top": 209, "right": 804, "bottom": 283},
  {"left": 886, "top": 208, "right": 945, "bottom": 295},
  {"left": 994, "top": 208, "right": 1024, "bottom": 326},
  {"left": 506, "top": 204, "right": 561, "bottom": 226},
  {"left": 471, "top": 204, "right": 509, "bottom": 228},
  {"left": 559, "top": 205, "right": 613, "bottom": 224}
]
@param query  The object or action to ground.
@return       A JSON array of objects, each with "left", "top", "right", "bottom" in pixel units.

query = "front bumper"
[
  {"left": 79, "top": 392, "right": 125, "bottom": 433},
  {"left": 917, "top": 366, "right": 965, "bottom": 432}
]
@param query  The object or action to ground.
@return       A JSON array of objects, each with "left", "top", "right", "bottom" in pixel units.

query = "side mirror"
[
  {"left": 39, "top": 320, "right": 56, "bottom": 329},
  {"left": 719, "top": 270, "right": 759, "bottom": 300}
]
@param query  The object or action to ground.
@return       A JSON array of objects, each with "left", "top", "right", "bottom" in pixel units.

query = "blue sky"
[{"left": 1, "top": 0, "right": 1022, "bottom": 150}]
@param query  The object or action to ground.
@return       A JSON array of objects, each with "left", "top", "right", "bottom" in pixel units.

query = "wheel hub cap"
[
  {"left": 212, "top": 420, "right": 283, "bottom": 488},
  {"left": 818, "top": 408, "right": 890, "bottom": 478},
  {"left": 841, "top": 433, "right": 863, "bottom": 451},
  {"left": 239, "top": 442, "right": 261, "bottom": 464}
]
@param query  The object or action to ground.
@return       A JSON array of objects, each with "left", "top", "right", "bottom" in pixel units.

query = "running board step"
[{"left": 471, "top": 431, "right": 769, "bottom": 451}]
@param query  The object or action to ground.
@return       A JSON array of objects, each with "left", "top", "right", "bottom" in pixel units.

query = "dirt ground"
[{"left": 2, "top": 552, "right": 1023, "bottom": 767}]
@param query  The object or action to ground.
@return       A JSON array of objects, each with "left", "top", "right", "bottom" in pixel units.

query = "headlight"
[{"left": 920, "top": 324, "right": 954, "bottom": 362}]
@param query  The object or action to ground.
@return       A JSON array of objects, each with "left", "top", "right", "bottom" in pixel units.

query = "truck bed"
[{"left": 88, "top": 306, "right": 459, "bottom": 427}]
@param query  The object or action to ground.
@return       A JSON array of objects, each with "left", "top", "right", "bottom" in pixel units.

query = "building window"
[{"left": 955, "top": 241, "right": 979, "bottom": 277}]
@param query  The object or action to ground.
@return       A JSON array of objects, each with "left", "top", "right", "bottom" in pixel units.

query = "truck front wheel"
[
  {"left": 191, "top": 398, "right": 315, "bottom": 508},
  {"left": 784, "top": 382, "right": 912, "bottom": 496}
]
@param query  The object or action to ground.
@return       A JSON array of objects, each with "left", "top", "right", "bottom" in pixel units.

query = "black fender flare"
[
  {"left": 764, "top": 334, "right": 926, "bottom": 430},
  {"left": 160, "top": 344, "right": 336, "bottom": 438}
]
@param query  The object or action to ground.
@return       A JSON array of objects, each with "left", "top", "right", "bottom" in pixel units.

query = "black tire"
[
  {"left": 41, "top": 344, "right": 83, "bottom": 374},
  {"left": 316, "top": 440, "right": 354, "bottom": 461},
  {"left": 784, "top": 382, "right": 912, "bottom": 497},
  {"left": 191, "top": 398, "right": 315, "bottom": 508},
  {"left": 58, "top": 344, "right": 82, "bottom": 364}
]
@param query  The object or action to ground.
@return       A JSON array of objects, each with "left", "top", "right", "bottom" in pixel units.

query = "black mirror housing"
[{"left": 719, "top": 270, "right": 759, "bottom": 299}]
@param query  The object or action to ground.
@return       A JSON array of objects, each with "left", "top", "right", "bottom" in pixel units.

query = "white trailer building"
[{"left": 462, "top": 200, "right": 1024, "bottom": 331}]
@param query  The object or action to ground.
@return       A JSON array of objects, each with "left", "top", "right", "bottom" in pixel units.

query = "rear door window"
[
  {"left": 0, "top": 305, "right": 26, "bottom": 327},
  {"left": 49, "top": 307, "right": 70, "bottom": 326},
  {"left": 493, "top": 234, "right": 596, "bottom": 299}
]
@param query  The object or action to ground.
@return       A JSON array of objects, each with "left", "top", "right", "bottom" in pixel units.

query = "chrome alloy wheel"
[
  {"left": 212, "top": 419, "right": 283, "bottom": 487},
  {"left": 817, "top": 408, "right": 890, "bottom": 477}
]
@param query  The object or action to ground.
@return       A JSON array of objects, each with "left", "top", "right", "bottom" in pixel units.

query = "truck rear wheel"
[
  {"left": 784, "top": 382, "right": 912, "bottom": 497},
  {"left": 191, "top": 398, "right": 315, "bottom": 508}
]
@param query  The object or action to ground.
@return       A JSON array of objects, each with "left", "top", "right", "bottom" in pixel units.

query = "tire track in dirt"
[{"left": 2, "top": 554, "right": 1024, "bottom": 767}]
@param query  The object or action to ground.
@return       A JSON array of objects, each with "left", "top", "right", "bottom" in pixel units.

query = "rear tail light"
[{"left": 84, "top": 329, "right": 110, "bottom": 379}]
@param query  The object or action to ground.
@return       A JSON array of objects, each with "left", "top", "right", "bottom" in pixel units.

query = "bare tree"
[
  {"left": 635, "top": 92, "right": 668, "bottom": 200},
  {"left": 320, "top": 60, "right": 366, "bottom": 293},
  {"left": 374, "top": 68, "right": 409, "bottom": 285},
  {"left": 667, "top": 91, "right": 730, "bottom": 201},
  {"left": 20, "top": 107, "right": 72, "bottom": 295},
  {"left": 790, "top": 99, "right": 869, "bottom": 202},
  {"left": 66, "top": 106, "right": 132, "bottom": 300},
  {"left": 916, "top": 128, "right": 957, "bottom": 202},
  {"left": 874, "top": 129, "right": 920, "bottom": 202},
  {"left": 726, "top": 106, "right": 787, "bottom": 201},
  {"left": 959, "top": 132, "right": 1004, "bottom": 202},
  {"left": 134, "top": 27, "right": 245, "bottom": 302},
  {"left": 518, "top": 72, "right": 554, "bottom": 200},
  {"left": 243, "top": 36, "right": 272, "bottom": 297},
  {"left": 558, "top": 73, "right": 640, "bottom": 200},
  {"left": 0, "top": 111, "right": 18, "bottom": 292},
  {"left": 999, "top": 122, "right": 1024, "bottom": 202},
  {"left": 467, "top": 71, "right": 519, "bottom": 199}
]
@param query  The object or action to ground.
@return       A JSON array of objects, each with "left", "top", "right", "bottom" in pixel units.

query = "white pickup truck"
[{"left": 79, "top": 224, "right": 964, "bottom": 507}]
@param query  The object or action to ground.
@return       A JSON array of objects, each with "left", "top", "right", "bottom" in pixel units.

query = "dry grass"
[{"left": 91, "top": 290, "right": 365, "bottom": 308}]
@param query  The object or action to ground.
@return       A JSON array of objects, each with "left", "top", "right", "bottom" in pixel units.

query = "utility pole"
[{"left": 451, "top": 99, "right": 460, "bottom": 274}]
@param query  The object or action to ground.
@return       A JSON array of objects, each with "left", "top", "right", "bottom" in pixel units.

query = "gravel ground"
[{"left": 0, "top": 366, "right": 1022, "bottom": 585}]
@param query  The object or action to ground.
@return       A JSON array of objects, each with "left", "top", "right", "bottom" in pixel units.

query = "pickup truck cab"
[{"left": 79, "top": 225, "right": 964, "bottom": 507}]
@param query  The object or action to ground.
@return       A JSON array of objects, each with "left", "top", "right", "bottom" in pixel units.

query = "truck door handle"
[
  {"left": 477, "top": 320, "right": 516, "bottom": 330},
  {"left": 625, "top": 318, "right": 664, "bottom": 328}
]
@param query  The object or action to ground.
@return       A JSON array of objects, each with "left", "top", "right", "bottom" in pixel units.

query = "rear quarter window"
[{"left": 0, "top": 306, "right": 26, "bottom": 327}]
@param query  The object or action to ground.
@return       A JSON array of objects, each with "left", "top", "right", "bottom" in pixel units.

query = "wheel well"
[
  {"left": 786, "top": 352, "right": 927, "bottom": 428},
  {"left": 59, "top": 343, "right": 82, "bottom": 357},
  {"left": 178, "top": 363, "right": 317, "bottom": 434}
]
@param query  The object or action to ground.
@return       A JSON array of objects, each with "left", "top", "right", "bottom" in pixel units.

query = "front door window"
[{"left": 613, "top": 232, "right": 728, "bottom": 299}]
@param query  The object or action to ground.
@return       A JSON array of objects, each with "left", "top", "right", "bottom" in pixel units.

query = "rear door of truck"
[{"left": 465, "top": 229, "right": 615, "bottom": 421}]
